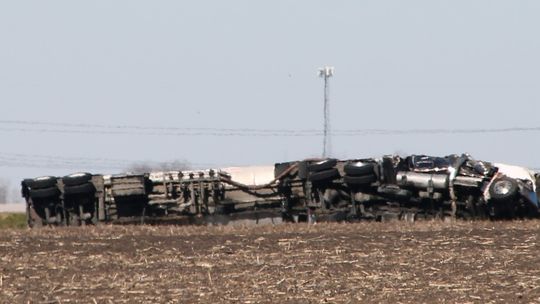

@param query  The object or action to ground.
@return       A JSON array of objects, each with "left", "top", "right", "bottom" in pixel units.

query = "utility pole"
[{"left": 318, "top": 66, "right": 334, "bottom": 157}]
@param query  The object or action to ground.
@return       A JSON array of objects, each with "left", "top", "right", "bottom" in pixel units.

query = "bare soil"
[{"left": 1, "top": 221, "right": 540, "bottom": 303}]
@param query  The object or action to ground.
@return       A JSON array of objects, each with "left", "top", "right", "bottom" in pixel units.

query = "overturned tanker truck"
[{"left": 21, "top": 153, "right": 540, "bottom": 227}]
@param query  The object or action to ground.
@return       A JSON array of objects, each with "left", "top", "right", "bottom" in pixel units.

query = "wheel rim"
[{"left": 493, "top": 180, "right": 513, "bottom": 195}]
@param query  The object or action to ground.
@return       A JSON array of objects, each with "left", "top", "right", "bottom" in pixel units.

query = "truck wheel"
[
  {"left": 30, "top": 187, "right": 60, "bottom": 199},
  {"left": 26, "top": 176, "right": 57, "bottom": 189},
  {"left": 308, "top": 168, "right": 340, "bottom": 182},
  {"left": 63, "top": 173, "right": 92, "bottom": 187},
  {"left": 344, "top": 175, "right": 377, "bottom": 185},
  {"left": 64, "top": 182, "right": 96, "bottom": 195},
  {"left": 344, "top": 163, "right": 376, "bottom": 176},
  {"left": 307, "top": 159, "right": 337, "bottom": 172},
  {"left": 489, "top": 177, "right": 518, "bottom": 201}
]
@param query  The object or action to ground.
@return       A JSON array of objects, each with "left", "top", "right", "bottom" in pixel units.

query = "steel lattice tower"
[{"left": 318, "top": 66, "right": 334, "bottom": 157}]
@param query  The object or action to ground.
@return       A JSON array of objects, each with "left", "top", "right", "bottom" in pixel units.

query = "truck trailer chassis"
[{"left": 21, "top": 154, "right": 540, "bottom": 227}]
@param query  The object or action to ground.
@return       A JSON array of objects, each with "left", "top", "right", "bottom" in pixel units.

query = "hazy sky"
[{"left": 1, "top": 1, "right": 539, "bottom": 201}]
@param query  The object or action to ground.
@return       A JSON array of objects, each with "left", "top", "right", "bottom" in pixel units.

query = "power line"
[
  {"left": 2, "top": 119, "right": 540, "bottom": 137},
  {"left": 0, "top": 152, "right": 228, "bottom": 171},
  {"left": 0, "top": 122, "right": 540, "bottom": 137},
  {"left": 0, "top": 119, "right": 321, "bottom": 134},
  {"left": 0, "top": 126, "right": 322, "bottom": 137},
  {"left": 0, "top": 160, "right": 125, "bottom": 171}
]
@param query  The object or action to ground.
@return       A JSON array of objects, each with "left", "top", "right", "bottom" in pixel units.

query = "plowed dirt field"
[{"left": 1, "top": 221, "right": 540, "bottom": 303}]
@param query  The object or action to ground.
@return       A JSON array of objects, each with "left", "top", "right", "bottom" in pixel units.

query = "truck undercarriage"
[{"left": 21, "top": 154, "right": 540, "bottom": 227}]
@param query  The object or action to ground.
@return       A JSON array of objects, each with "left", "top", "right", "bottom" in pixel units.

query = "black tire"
[
  {"left": 30, "top": 186, "right": 60, "bottom": 199},
  {"left": 489, "top": 177, "right": 518, "bottom": 201},
  {"left": 63, "top": 173, "right": 92, "bottom": 187},
  {"left": 344, "top": 174, "right": 377, "bottom": 185},
  {"left": 308, "top": 168, "right": 340, "bottom": 182},
  {"left": 308, "top": 159, "right": 337, "bottom": 172},
  {"left": 344, "top": 163, "right": 376, "bottom": 176},
  {"left": 26, "top": 176, "right": 57, "bottom": 189},
  {"left": 64, "top": 183, "right": 96, "bottom": 195}
]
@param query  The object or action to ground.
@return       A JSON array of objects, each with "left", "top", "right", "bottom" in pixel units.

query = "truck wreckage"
[{"left": 21, "top": 154, "right": 540, "bottom": 227}]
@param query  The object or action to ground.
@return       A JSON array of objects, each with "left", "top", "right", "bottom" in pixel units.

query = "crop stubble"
[{"left": 1, "top": 221, "right": 540, "bottom": 303}]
